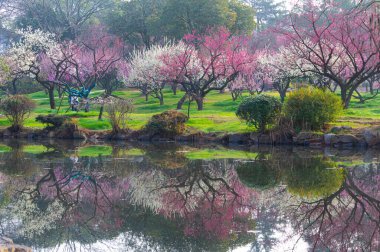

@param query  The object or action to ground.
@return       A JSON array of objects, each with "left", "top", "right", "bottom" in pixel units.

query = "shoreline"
[{"left": 0, "top": 126, "right": 379, "bottom": 149}]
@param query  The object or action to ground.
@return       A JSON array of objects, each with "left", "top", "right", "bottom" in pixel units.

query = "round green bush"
[
  {"left": 285, "top": 156, "right": 345, "bottom": 199},
  {"left": 236, "top": 161, "right": 280, "bottom": 190},
  {"left": 236, "top": 94, "right": 282, "bottom": 132},
  {"left": 284, "top": 87, "right": 343, "bottom": 130}
]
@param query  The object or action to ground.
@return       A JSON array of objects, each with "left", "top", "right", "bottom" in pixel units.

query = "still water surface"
[{"left": 0, "top": 140, "right": 379, "bottom": 251}]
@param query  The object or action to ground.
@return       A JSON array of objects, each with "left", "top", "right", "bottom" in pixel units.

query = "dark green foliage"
[
  {"left": 105, "top": 0, "right": 163, "bottom": 47},
  {"left": 284, "top": 87, "right": 343, "bottom": 130},
  {"left": 145, "top": 110, "right": 188, "bottom": 137},
  {"left": 36, "top": 114, "right": 71, "bottom": 130},
  {"left": 106, "top": 0, "right": 255, "bottom": 45},
  {"left": 0, "top": 95, "right": 36, "bottom": 132},
  {"left": 236, "top": 94, "right": 282, "bottom": 132},
  {"left": 286, "top": 156, "right": 345, "bottom": 198},
  {"left": 236, "top": 161, "right": 280, "bottom": 190},
  {"left": 161, "top": 0, "right": 255, "bottom": 39}
]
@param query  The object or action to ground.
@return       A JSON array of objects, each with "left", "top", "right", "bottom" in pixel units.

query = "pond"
[{"left": 0, "top": 140, "right": 379, "bottom": 251}]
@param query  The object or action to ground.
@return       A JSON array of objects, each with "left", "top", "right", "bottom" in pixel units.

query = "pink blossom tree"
[
  {"left": 66, "top": 26, "right": 126, "bottom": 91},
  {"left": 229, "top": 48, "right": 302, "bottom": 102},
  {"left": 38, "top": 26, "right": 127, "bottom": 113},
  {"left": 228, "top": 51, "right": 270, "bottom": 101},
  {"left": 280, "top": 4, "right": 380, "bottom": 108},
  {"left": 161, "top": 28, "right": 255, "bottom": 110}
]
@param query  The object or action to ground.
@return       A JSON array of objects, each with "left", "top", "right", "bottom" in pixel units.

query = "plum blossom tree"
[
  {"left": 265, "top": 46, "right": 303, "bottom": 102},
  {"left": 161, "top": 28, "right": 254, "bottom": 110},
  {"left": 228, "top": 51, "right": 271, "bottom": 101},
  {"left": 128, "top": 42, "right": 185, "bottom": 105},
  {"left": 66, "top": 27, "right": 126, "bottom": 90},
  {"left": 6, "top": 27, "right": 59, "bottom": 109},
  {"left": 229, "top": 47, "right": 302, "bottom": 102},
  {"left": 39, "top": 26, "right": 127, "bottom": 112},
  {"left": 281, "top": 4, "right": 380, "bottom": 108}
]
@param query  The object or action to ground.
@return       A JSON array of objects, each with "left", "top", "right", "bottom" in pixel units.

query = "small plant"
[
  {"left": 36, "top": 114, "right": 71, "bottom": 130},
  {"left": 236, "top": 94, "right": 282, "bottom": 133},
  {"left": 0, "top": 95, "right": 36, "bottom": 132},
  {"left": 284, "top": 87, "right": 343, "bottom": 130},
  {"left": 106, "top": 98, "right": 134, "bottom": 133},
  {"left": 145, "top": 110, "right": 188, "bottom": 137}
]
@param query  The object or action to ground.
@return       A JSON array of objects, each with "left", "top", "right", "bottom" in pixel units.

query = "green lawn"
[{"left": 0, "top": 88, "right": 379, "bottom": 133}]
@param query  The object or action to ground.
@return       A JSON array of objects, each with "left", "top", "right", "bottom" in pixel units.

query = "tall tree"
[
  {"left": 5, "top": 28, "right": 60, "bottom": 109},
  {"left": 161, "top": 28, "right": 254, "bottom": 110},
  {"left": 244, "top": 0, "right": 286, "bottom": 30},
  {"left": 105, "top": 0, "right": 164, "bottom": 48},
  {"left": 160, "top": 0, "right": 255, "bottom": 39},
  {"left": 3, "top": 0, "right": 111, "bottom": 39},
  {"left": 127, "top": 43, "right": 184, "bottom": 105},
  {"left": 281, "top": 4, "right": 380, "bottom": 108},
  {"left": 41, "top": 26, "right": 127, "bottom": 112}
]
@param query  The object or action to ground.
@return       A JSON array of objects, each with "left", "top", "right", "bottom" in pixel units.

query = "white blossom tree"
[
  {"left": 5, "top": 27, "right": 61, "bottom": 108},
  {"left": 127, "top": 42, "right": 186, "bottom": 105}
]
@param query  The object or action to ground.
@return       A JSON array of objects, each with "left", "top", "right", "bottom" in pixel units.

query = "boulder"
[
  {"left": 47, "top": 131, "right": 55, "bottom": 138},
  {"left": 112, "top": 133, "right": 128, "bottom": 140},
  {"left": 331, "top": 126, "right": 353, "bottom": 133},
  {"left": 363, "top": 128, "right": 380, "bottom": 147},
  {"left": 175, "top": 135, "right": 195, "bottom": 142},
  {"left": 294, "top": 132, "right": 323, "bottom": 146},
  {"left": 257, "top": 134, "right": 274, "bottom": 145},
  {"left": 227, "top": 133, "right": 250, "bottom": 144},
  {"left": 324, "top": 133, "right": 337, "bottom": 146},
  {"left": 331, "top": 134, "right": 359, "bottom": 148},
  {"left": 73, "top": 130, "right": 87, "bottom": 140},
  {"left": 2, "top": 129, "right": 11, "bottom": 138}
]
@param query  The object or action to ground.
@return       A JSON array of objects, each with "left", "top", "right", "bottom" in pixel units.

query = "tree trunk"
[
  {"left": 172, "top": 84, "right": 177, "bottom": 95},
  {"left": 48, "top": 86, "right": 56, "bottom": 109},
  {"left": 340, "top": 86, "right": 349, "bottom": 109},
  {"left": 279, "top": 90, "right": 286, "bottom": 103},
  {"left": 12, "top": 79, "right": 17, "bottom": 95},
  {"left": 145, "top": 94, "right": 149, "bottom": 102},
  {"left": 370, "top": 81, "right": 374, "bottom": 95},
  {"left": 341, "top": 87, "right": 354, "bottom": 109},
  {"left": 177, "top": 94, "right": 188, "bottom": 110},
  {"left": 159, "top": 96, "right": 164, "bottom": 106},
  {"left": 195, "top": 96, "right": 204, "bottom": 111},
  {"left": 98, "top": 105, "right": 104, "bottom": 120}
]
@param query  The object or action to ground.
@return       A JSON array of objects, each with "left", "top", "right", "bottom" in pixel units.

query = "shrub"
[
  {"left": 284, "top": 87, "right": 343, "bottom": 130},
  {"left": 236, "top": 94, "right": 282, "bottom": 133},
  {"left": 145, "top": 110, "right": 188, "bottom": 137},
  {"left": 236, "top": 161, "right": 280, "bottom": 190},
  {"left": 285, "top": 156, "right": 345, "bottom": 198},
  {"left": 106, "top": 98, "right": 134, "bottom": 133},
  {"left": 36, "top": 114, "right": 71, "bottom": 130},
  {"left": 0, "top": 95, "right": 36, "bottom": 132}
]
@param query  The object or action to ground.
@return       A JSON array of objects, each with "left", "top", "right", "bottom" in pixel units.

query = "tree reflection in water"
[
  {"left": 288, "top": 163, "right": 380, "bottom": 251},
  {"left": 236, "top": 150, "right": 380, "bottom": 251},
  {"left": 0, "top": 142, "right": 378, "bottom": 251}
]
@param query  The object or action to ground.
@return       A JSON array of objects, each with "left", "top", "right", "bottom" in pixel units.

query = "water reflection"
[{"left": 0, "top": 141, "right": 378, "bottom": 251}]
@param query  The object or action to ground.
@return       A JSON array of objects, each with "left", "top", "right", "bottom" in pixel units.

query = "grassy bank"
[{"left": 0, "top": 88, "right": 379, "bottom": 133}]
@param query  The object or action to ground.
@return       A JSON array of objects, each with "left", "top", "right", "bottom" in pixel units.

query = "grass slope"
[{"left": 0, "top": 88, "right": 378, "bottom": 133}]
